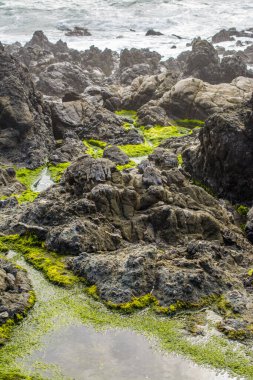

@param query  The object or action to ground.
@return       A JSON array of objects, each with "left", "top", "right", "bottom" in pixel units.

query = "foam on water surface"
[{"left": 0, "top": 0, "right": 253, "bottom": 58}]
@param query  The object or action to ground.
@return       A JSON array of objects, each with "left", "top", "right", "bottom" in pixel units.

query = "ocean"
[{"left": 0, "top": 0, "right": 253, "bottom": 58}]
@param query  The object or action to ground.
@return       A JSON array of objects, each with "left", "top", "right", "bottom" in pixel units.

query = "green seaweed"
[
  {"left": 235, "top": 205, "right": 249, "bottom": 217},
  {"left": 115, "top": 110, "right": 137, "bottom": 120},
  {"left": 177, "top": 154, "right": 183, "bottom": 166},
  {"left": 15, "top": 166, "right": 45, "bottom": 188},
  {"left": 175, "top": 119, "right": 205, "bottom": 129},
  {"left": 141, "top": 125, "right": 191, "bottom": 147},
  {"left": 83, "top": 140, "right": 105, "bottom": 159},
  {"left": 118, "top": 143, "right": 153, "bottom": 157},
  {"left": 116, "top": 160, "right": 136, "bottom": 171},
  {"left": 0, "top": 235, "right": 78, "bottom": 287},
  {"left": 48, "top": 162, "right": 70, "bottom": 183},
  {"left": 87, "top": 139, "right": 107, "bottom": 149}
]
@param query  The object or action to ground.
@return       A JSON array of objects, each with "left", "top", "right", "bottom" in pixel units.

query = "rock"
[
  {"left": 220, "top": 56, "right": 247, "bottom": 83},
  {"left": 36, "top": 62, "right": 91, "bottom": 96},
  {"left": 122, "top": 71, "right": 180, "bottom": 110},
  {"left": 183, "top": 38, "right": 250, "bottom": 84},
  {"left": 0, "top": 167, "right": 25, "bottom": 198},
  {"left": 146, "top": 29, "right": 164, "bottom": 36},
  {"left": 137, "top": 102, "right": 170, "bottom": 126},
  {"left": 50, "top": 99, "right": 143, "bottom": 145},
  {"left": 103, "top": 146, "right": 130, "bottom": 165},
  {"left": 0, "top": 258, "right": 33, "bottom": 330},
  {"left": 183, "top": 105, "right": 253, "bottom": 202},
  {"left": 159, "top": 76, "right": 253, "bottom": 120},
  {"left": 65, "top": 27, "right": 91, "bottom": 37},
  {"left": 120, "top": 64, "right": 153, "bottom": 85},
  {"left": 246, "top": 208, "right": 253, "bottom": 244},
  {"left": 81, "top": 46, "right": 117, "bottom": 76},
  {"left": 7, "top": 151, "right": 250, "bottom": 310},
  {"left": 50, "top": 137, "right": 86, "bottom": 164},
  {"left": 212, "top": 29, "right": 235, "bottom": 44},
  {"left": 0, "top": 48, "right": 54, "bottom": 167},
  {"left": 183, "top": 39, "right": 221, "bottom": 84},
  {"left": 119, "top": 48, "right": 161, "bottom": 73}
]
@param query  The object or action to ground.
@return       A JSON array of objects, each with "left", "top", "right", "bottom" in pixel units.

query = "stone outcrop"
[
  {"left": 3, "top": 153, "right": 250, "bottom": 309},
  {"left": 159, "top": 76, "right": 253, "bottom": 120},
  {"left": 183, "top": 102, "right": 253, "bottom": 202},
  {"left": 0, "top": 258, "right": 33, "bottom": 330},
  {"left": 0, "top": 47, "right": 54, "bottom": 167}
]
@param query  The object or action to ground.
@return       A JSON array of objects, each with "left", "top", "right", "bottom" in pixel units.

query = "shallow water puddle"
[
  {"left": 31, "top": 167, "right": 54, "bottom": 192},
  {"left": 23, "top": 325, "right": 232, "bottom": 380}
]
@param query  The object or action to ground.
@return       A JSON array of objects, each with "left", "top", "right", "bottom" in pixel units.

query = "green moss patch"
[
  {"left": 0, "top": 235, "right": 78, "bottom": 287},
  {"left": 48, "top": 162, "right": 70, "bottom": 183},
  {"left": 115, "top": 110, "right": 137, "bottom": 120},
  {"left": 116, "top": 160, "right": 136, "bottom": 171},
  {"left": 175, "top": 119, "right": 205, "bottom": 129},
  {"left": 118, "top": 143, "right": 153, "bottom": 157},
  {"left": 141, "top": 125, "right": 191, "bottom": 147},
  {"left": 235, "top": 205, "right": 249, "bottom": 217},
  {"left": 15, "top": 166, "right": 45, "bottom": 189},
  {"left": 83, "top": 140, "right": 106, "bottom": 159}
]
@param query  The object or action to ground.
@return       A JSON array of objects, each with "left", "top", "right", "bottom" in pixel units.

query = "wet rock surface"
[
  {"left": 0, "top": 258, "right": 32, "bottom": 329},
  {"left": 1, "top": 154, "right": 251, "bottom": 314}
]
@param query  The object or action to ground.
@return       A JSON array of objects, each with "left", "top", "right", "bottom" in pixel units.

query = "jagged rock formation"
[
  {"left": 183, "top": 99, "right": 253, "bottom": 202},
  {"left": 0, "top": 153, "right": 249, "bottom": 310},
  {"left": 0, "top": 47, "right": 54, "bottom": 168},
  {"left": 0, "top": 259, "right": 33, "bottom": 329}
]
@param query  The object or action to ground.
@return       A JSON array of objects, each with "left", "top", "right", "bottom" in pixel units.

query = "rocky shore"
[{"left": 1, "top": 27, "right": 253, "bottom": 360}]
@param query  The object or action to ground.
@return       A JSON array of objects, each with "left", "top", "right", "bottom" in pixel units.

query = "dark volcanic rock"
[
  {"left": 65, "top": 27, "right": 91, "bottom": 37},
  {"left": 50, "top": 99, "right": 143, "bottom": 145},
  {"left": 183, "top": 38, "right": 249, "bottom": 84},
  {"left": 0, "top": 48, "right": 54, "bottom": 167},
  {"left": 0, "top": 258, "right": 33, "bottom": 329},
  {"left": 103, "top": 146, "right": 130, "bottom": 165},
  {"left": 36, "top": 62, "right": 91, "bottom": 96},
  {"left": 5, "top": 153, "right": 251, "bottom": 309},
  {"left": 183, "top": 39, "right": 222, "bottom": 84},
  {"left": 119, "top": 48, "right": 161, "bottom": 83},
  {"left": 183, "top": 107, "right": 253, "bottom": 202},
  {"left": 220, "top": 56, "right": 247, "bottom": 83},
  {"left": 212, "top": 29, "right": 235, "bottom": 44},
  {"left": 146, "top": 29, "right": 164, "bottom": 36}
]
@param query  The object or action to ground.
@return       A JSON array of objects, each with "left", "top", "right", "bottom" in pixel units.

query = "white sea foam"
[{"left": 0, "top": 0, "right": 253, "bottom": 58}]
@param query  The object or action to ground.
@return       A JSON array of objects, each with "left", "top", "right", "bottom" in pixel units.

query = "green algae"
[
  {"left": 118, "top": 142, "right": 153, "bottom": 157},
  {"left": 115, "top": 110, "right": 137, "bottom": 120},
  {"left": 86, "top": 139, "right": 107, "bottom": 149},
  {"left": 15, "top": 167, "right": 45, "bottom": 189},
  {"left": 235, "top": 205, "right": 249, "bottom": 217},
  {"left": 83, "top": 140, "right": 105, "bottom": 159},
  {"left": 48, "top": 162, "right": 70, "bottom": 183},
  {"left": 175, "top": 119, "right": 205, "bottom": 129},
  {"left": 141, "top": 125, "right": 191, "bottom": 147},
  {"left": 178, "top": 154, "right": 183, "bottom": 166},
  {"left": 0, "top": 166, "right": 46, "bottom": 204},
  {"left": 0, "top": 235, "right": 78, "bottom": 287},
  {"left": 116, "top": 160, "right": 136, "bottom": 171}
]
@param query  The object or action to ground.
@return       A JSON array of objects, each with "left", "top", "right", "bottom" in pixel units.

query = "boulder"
[
  {"left": 183, "top": 106, "right": 253, "bottom": 202},
  {"left": 0, "top": 48, "right": 54, "bottom": 167},
  {"left": 159, "top": 76, "right": 253, "bottom": 120}
]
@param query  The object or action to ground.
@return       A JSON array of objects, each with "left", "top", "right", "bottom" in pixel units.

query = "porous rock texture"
[
  {"left": 0, "top": 258, "right": 32, "bottom": 329},
  {"left": 2, "top": 154, "right": 251, "bottom": 313}
]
